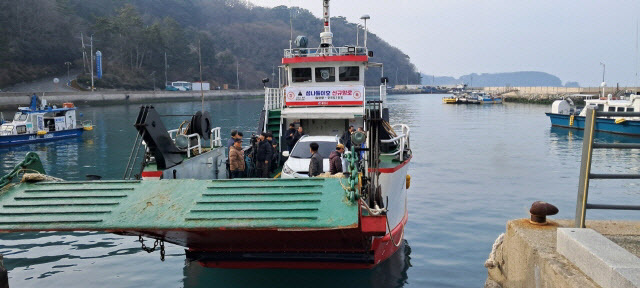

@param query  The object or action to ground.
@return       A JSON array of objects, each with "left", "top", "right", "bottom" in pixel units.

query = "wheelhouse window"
[
  {"left": 595, "top": 104, "right": 604, "bottom": 112},
  {"left": 16, "top": 125, "right": 26, "bottom": 134},
  {"left": 628, "top": 108, "right": 635, "bottom": 112},
  {"left": 292, "top": 68, "right": 312, "bottom": 83},
  {"left": 315, "top": 67, "right": 335, "bottom": 82},
  {"left": 13, "top": 113, "right": 27, "bottom": 121},
  {"left": 608, "top": 107, "right": 616, "bottom": 112},
  {"left": 339, "top": 66, "right": 360, "bottom": 82}
]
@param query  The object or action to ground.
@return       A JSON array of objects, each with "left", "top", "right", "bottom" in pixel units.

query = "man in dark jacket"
[
  {"left": 308, "top": 142, "right": 323, "bottom": 177},
  {"left": 292, "top": 126, "right": 305, "bottom": 148},
  {"left": 341, "top": 126, "right": 354, "bottom": 150},
  {"left": 227, "top": 130, "right": 238, "bottom": 149},
  {"left": 329, "top": 143, "right": 345, "bottom": 175},
  {"left": 257, "top": 133, "right": 274, "bottom": 178},
  {"left": 284, "top": 123, "right": 297, "bottom": 152}
]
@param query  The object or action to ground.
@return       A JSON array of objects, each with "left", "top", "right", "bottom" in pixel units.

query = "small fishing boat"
[
  {"left": 545, "top": 93, "right": 640, "bottom": 136},
  {"left": 442, "top": 96, "right": 458, "bottom": 104},
  {"left": 0, "top": 95, "right": 92, "bottom": 146},
  {"left": 475, "top": 92, "right": 502, "bottom": 104}
]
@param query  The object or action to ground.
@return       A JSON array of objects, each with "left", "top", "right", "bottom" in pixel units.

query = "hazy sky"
[{"left": 247, "top": 0, "right": 640, "bottom": 87}]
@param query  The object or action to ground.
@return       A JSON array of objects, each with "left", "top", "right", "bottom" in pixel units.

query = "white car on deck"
[{"left": 281, "top": 135, "right": 348, "bottom": 178}]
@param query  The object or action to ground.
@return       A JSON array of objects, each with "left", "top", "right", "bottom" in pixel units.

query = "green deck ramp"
[{"left": 0, "top": 178, "right": 358, "bottom": 231}]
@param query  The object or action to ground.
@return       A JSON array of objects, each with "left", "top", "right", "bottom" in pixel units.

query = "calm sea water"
[{"left": 1, "top": 95, "right": 639, "bottom": 287}]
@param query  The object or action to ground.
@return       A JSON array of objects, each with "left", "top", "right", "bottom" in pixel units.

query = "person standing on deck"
[
  {"left": 229, "top": 138, "right": 245, "bottom": 178},
  {"left": 257, "top": 133, "right": 274, "bottom": 178},
  {"left": 308, "top": 142, "right": 323, "bottom": 177},
  {"left": 292, "top": 126, "right": 305, "bottom": 148},
  {"left": 285, "top": 123, "right": 297, "bottom": 152},
  {"left": 341, "top": 126, "right": 354, "bottom": 150},
  {"left": 227, "top": 130, "right": 238, "bottom": 149},
  {"left": 329, "top": 144, "right": 344, "bottom": 175}
]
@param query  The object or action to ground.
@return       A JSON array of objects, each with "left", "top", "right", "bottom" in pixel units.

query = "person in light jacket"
[
  {"left": 308, "top": 142, "right": 323, "bottom": 177},
  {"left": 229, "top": 138, "right": 245, "bottom": 178}
]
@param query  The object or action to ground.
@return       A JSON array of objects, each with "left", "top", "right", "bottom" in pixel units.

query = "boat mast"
[{"left": 320, "top": 0, "right": 333, "bottom": 47}]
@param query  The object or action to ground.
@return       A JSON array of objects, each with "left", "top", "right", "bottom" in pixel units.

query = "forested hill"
[{"left": 0, "top": 0, "right": 421, "bottom": 90}]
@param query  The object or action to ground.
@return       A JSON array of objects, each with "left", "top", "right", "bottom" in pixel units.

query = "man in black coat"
[
  {"left": 285, "top": 123, "right": 297, "bottom": 152},
  {"left": 257, "top": 132, "right": 274, "bottom": 178},
  {"left": 341, "top": 126, "right": 354, "bottom": 150},
  {"left": 292, "top": 126, "right": 305, "bottom": 148}
]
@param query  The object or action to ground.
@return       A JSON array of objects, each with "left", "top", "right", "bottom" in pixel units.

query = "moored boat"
[
  {"left": 0, "top": 94, "right": 92, "bottom": 147},
  {"left": 545, "top": 93, "right": 640, "bottom": 136}
]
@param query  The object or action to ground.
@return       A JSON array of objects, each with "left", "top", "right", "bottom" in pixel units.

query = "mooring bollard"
[{"left": 0, "top": 254, "right": 8, "bottom": 288}]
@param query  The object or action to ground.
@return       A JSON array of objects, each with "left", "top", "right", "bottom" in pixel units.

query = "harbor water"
[{"left": 1, "top": 95, "right": 639, "bottom": 287}]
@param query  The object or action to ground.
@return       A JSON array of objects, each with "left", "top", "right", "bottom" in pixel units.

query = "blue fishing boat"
[
  {"left": 0, "top": 94, "right": 92, "bottom": 146},
  {"left": 545, "top": 94, "right": 640, "bottom": 136}
]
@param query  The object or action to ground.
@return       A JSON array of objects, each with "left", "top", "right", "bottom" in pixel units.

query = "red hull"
[{"left": 186, "top": 211, "right": 408, "bottom": 269}]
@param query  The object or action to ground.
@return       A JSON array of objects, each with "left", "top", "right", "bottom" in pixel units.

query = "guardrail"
[
  {"left": 283, "top": 46, "right": 368, "bottom": 58},
  {"left": 381, "top": 124, "right": 410, "bottom": 162},
  {"left": 575, "top": 108, "right": 640, "bottom": 228},
  {"left": 264, "top": 88, "right": 283, "bottom": 110},
  {"left": 210, "top": 127, "right": 222, "bottom": 148}
]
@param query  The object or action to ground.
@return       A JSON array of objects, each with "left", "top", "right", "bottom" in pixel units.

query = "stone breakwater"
[{"left": 0, "top": 90, "right": 263, "bottom": 108}]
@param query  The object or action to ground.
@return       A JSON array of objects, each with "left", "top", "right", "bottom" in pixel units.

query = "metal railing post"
[{"left": 575, "top": 108, "right": 596, "bottom": 228}]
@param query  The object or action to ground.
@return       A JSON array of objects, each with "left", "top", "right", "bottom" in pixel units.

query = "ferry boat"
[
  {"left": 0, "top": 0, "right": 411, "bottom": 270},
  {"left": 0, "top": 95, "right": 92, "bottom": 146},
  {"left": 545, "top": 92, "right": 640, "bottom": 136}
]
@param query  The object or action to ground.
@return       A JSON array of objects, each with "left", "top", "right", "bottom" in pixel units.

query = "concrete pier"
[
  {"left": 485, "top": 219, "right": 640, "bottom": 288},
  {"left": 0, "top": 89, "right": 263, "bottom": 109}
]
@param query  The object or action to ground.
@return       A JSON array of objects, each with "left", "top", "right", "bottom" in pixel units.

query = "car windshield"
[{"left": 291, "top": 141, "right": 337, "bottom": 158}]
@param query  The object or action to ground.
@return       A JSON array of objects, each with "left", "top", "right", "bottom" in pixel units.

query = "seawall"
[
  {"left": 479, "top": 86, "right": 640, "bottom": 105},
  {"left": 0, "top": 90, "right": 263, "bottom": 108}
]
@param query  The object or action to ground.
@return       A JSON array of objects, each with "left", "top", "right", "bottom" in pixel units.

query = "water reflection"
[{"left": 182, "top": 241, "right": 412, "bottom": 288}]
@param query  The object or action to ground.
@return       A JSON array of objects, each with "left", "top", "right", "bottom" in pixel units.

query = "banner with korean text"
[{"left": 285, "top": 86, "right": 364, "bottom": 106}]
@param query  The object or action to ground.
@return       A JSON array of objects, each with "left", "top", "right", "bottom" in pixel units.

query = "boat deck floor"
[{"left": 0, "top": 178, "right": 358, "bottom": 232}]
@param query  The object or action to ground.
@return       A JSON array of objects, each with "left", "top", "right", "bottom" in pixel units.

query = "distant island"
[{"left": 421, "top": 71, "right": 580, "bottom": 87}]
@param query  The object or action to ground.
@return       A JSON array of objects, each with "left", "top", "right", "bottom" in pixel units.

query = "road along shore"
[{"left": 0, "top": 90, "right": 263, "bottom": 109}]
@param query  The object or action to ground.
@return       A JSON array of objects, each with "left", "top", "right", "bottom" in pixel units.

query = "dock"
[{"left": 484, "top": 219, "right": 640, "bottom": 288}]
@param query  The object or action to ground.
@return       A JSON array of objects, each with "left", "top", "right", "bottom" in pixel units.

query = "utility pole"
[
  {"left": 164, "top": 52, "right": 168, "bottom": 87},
  {"left": 64, "top": 62, "right": 72, "bottom": 79},
  {"left": 90, "top": 34, "right": 94, "bottom": 91},
  {"left": 198, "top": 40, "right": 204, "bottom": 114},
  {"left": 80, "top": 33, "right": 87, "bottom": 74},
  {"left": 395, "top": 68, "right": 398, "bottom": 86},
  {"left": 272, "top": 66, "right": 276, "bottom": 88},
  {"left": 150, "top": 71, "right": 156, "bottom": 91}
]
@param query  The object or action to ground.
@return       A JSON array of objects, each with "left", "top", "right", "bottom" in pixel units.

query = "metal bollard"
[{"left": 0, "top": 254, "right": 7, "bottom": 288}]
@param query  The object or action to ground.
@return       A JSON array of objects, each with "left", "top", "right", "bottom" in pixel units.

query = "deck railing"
[
  {"left": 284, "top": 46, "right": 368, "bottom": 58},
  {"left": 381, "top": 124, "right": 411, "bottom": 162},
  {"left": 265, "top": 88, "right": 283, "bottom": 110},
  {"left": 210, "top": 127, "right": 222, "bottom": 148},
  {"left": 575, "top": 108, "right": 640, "bottom": 228}
]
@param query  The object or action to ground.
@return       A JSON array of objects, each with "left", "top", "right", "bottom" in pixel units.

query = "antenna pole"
[
  {"left": 164, "top": 51, "right": 168, "bottom": 87},
  {"left": 199, "top": 39, "right": 204, "bottom": 114},
  {"left": 90, "top": 34, "right": 94, "bottom": 92},
  {"left": 320, "top": 0, "right": 333, "bottom": 46}
]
